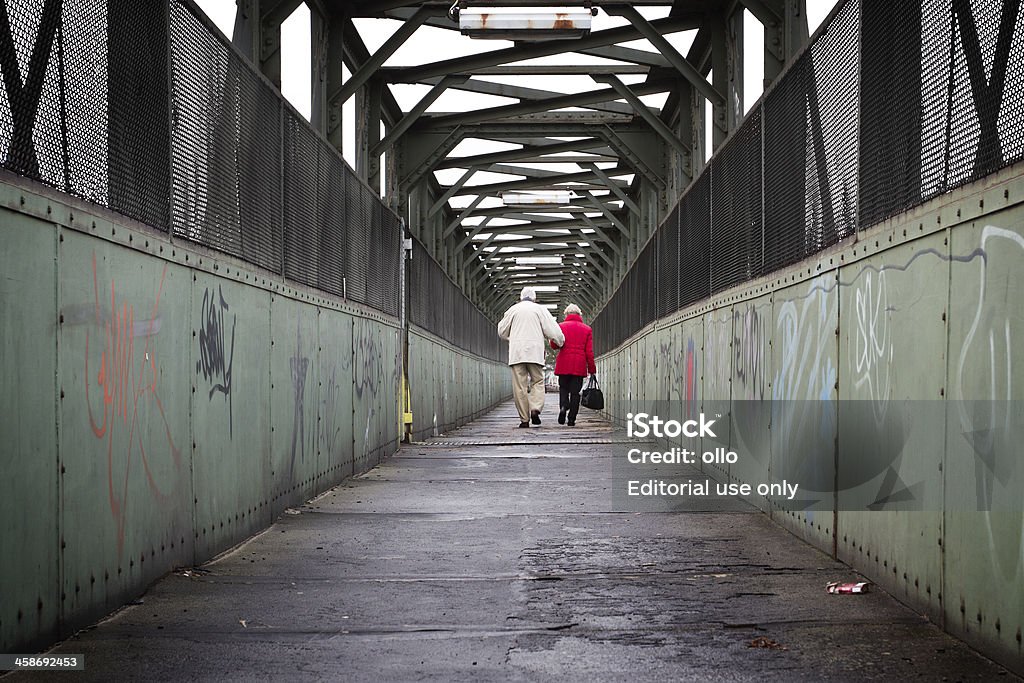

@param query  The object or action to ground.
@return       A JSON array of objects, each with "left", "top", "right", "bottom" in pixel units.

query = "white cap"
[{"left": 520, "top": 287, "right": 537, "bottom": 301}]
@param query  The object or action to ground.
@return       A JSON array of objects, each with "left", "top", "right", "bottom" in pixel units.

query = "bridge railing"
[
  {"left": 0, "top": 0, "right": 403, "bottom": 318},
  {"left": 594, "top": 0, "right": 1024, "bottom": 354},
  {"left": 411, "top": 237, "right": 503, "bottom": 362}
]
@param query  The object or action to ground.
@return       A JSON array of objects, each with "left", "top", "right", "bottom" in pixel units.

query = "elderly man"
[{"left": 498, "top": 287, "right": 565, "bottom": 428}]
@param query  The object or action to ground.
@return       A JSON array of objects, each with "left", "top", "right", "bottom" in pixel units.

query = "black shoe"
[
  {"left": 558, "top": 409, "right": 566, "bottom": 425},
  {"left": 567, "top": 420, "right": 575, "bottom": 427},
  {"left": 530, "top": 410, "right": 541, "bottom": 425},
  {"left": 518, "top": 421, "right": 530, "bottom": 428}
]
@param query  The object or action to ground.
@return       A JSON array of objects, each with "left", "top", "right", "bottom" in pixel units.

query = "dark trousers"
[{"left": 558, "top": 375, "right": 585, "bottom": 423}]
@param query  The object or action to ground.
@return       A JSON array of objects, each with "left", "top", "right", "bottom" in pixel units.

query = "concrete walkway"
[{"left": 20, "top": 401, "right": 1016, "bottom": 681}]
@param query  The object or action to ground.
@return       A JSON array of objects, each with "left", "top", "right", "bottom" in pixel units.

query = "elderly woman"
[{"left": 550, "top": 303, "right": 596, "bottom": 426}]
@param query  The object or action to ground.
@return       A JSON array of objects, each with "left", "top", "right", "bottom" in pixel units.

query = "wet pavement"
[{"left": 15, "top": 400, "right": 1018, "bottom": 681}]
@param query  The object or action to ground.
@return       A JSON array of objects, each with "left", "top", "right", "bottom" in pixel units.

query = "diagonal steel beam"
[
  {"left": 389, "top": 16, "right": 701, "bottom": 83},
  {"left": 418, "top": 79, "right": 675, "bottom": 129},
  {"left": 577, "top": 44, "right": 671, "bottom": 67},
  {"left": 583, "top": 165, "right": 641, "bottom": 216},
  {"left": 427, "top": 167, "right": 478, "bottom": 218},
  {"left": 592, "top": 75, "right": 690, "bottom": 157},
  {"left": 419, "top": 76, "right": 637, "bottom": 116},
  {"left": 337, "top": 6, "right": 431, "bottom": 105},
  {"left": 448, "top": 169, "right": 629, "bottom": 197},
  {"left": 599, "top": 125, "right": 666, "bottom": 190},
  {"left": 739, "top": 0, "right": 782, "bottom": 26},
  {"left": 605, "top": 5, "right": 725, "bottom": 106},
  {"left": 437, "top": 138, "right": 610, "bottom": 170},
  {"left": 371, "top": 75, "right": 466, "bottom": 156},
  {"left": 455, "top": 217, "right": 494, "bottom": 252},
  {"left": 486, "top": 164, "right": 569, "bottom": 178},
  {"left": 399, "top": 128, "right": 462, "bottom": 189},
  {"left": 450, "top": 64, "right": 651, "bottom": 76},
  {"left": 579, "top": 213, "right": 623, "bottom": 254},
  {"left": 443, "top": 194, "right": 487, "bottom": 239}
]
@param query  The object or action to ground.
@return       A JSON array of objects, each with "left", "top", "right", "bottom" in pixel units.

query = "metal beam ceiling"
[{"left": 302, "top": 0, "right": 808, "bottom": 321}]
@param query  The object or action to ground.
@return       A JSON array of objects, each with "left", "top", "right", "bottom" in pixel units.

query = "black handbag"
[{"left": 581, "top": 375, "right": 604, "bottom": 410}]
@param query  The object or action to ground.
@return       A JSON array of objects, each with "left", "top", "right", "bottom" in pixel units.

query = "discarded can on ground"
[{"left": 826, "top": 581, "right": 871, "bottom": 594}]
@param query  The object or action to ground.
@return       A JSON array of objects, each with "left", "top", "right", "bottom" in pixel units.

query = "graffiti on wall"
[
  {"left": 353, "top": 322, "right": 385, "bottom": 458},
  {"left": 851, "top": 270, "right": 893, "bottom": 417},
  {"left": 80, "top": 253, "right": 182, "bottom": 556},
  {"left": 953, "top": 226, "right": 1024, "bottom": 581},
  {"left": 196, "top": 285, "right": 236, "bottom": 436},
  {"left": 704, "top": 310, "right": 732, "bottom": 402},
  {"left": 321, "top": 366, "right": 343, "bottom": 460},
  {"left": 288, "top": 323, "right": 311, "bottom": 476},
  {"left": 734, "top": 304, "right": 768, "bottom": 401}
]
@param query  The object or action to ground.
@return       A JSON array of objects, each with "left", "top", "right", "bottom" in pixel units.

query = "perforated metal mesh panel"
[
  {"left": 678, "top": 172, "right": 712, "bottom": 310},
  {"left": 106, "top": 0, "right": 171, "bottom": 228},
  {"left": 3, "top": 0, "right": 1023, "bottom": 345},
  {"left": 859, "top": 0, "right": 922, "bottom": 226},
  {"left": 655, "top": 205, "right": 679, "bottom": 320},
  {"left": 284, "top": 114, "right": 320, "bottom": 287},
  {"left": 170, "top": 1, "right": 283, "bottom": 274},
  {"left": 805, "top": 0, "right": 859, "bottom": 246},
  {"left": 411, "top": 239, "right": 501, "bottom": 361},
  {"left": 637, "top": 239, "right": 658, "bottom": 328},
  {"left": 0, "top": 0, "right": 402, "bottom": 319},
  {"left": 317, "top": 147, "right": 347, "bottom": 298},
  {"left": 595, "top": 0, "right": 1024, "bottom": 354},
  {"left": 710, "top": 108, "right": 763, "bottom": 294}
]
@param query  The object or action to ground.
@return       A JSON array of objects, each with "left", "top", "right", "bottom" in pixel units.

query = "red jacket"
[{"left": 551, "top": 313, "right": 596, "bottom": 376}]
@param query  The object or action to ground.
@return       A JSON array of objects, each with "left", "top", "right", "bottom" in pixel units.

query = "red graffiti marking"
[{"left": 84, "top": 252, "right": 181, "bottom": 555}]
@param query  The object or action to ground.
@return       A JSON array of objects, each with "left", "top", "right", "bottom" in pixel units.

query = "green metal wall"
[
  {"left": 596, "top": 164, "right": 1024, "bottom": 673},
  {"left": 408, "top": 328, "right": 510, "bottom": 442},
  {"left": 0, "top": 179, "right": 502, "bottom": 653}
]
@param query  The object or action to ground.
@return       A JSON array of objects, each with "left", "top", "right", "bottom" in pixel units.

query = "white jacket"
[{"left": 497, "top": 300, "right": 565, "bottom": 366}]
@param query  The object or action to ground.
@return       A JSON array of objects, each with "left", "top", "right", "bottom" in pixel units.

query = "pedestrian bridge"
[{"left": 1, "top": 0, "right": 1022, "bottom": 678}]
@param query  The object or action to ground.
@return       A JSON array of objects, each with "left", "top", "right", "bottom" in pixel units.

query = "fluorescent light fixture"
[
  {"left": 458, "top": 9, "right": 593, "bottom": 41},
  {"left": 516, "top": 256, "right": 563, "bottom": 266},
  {"left": 501, "top": 191, "right": 572, "bottom": 206}
]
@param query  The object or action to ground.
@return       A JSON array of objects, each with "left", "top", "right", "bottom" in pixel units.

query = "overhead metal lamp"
[
  {"left": 501, "top": 190, "right": 574, "bottom": 207},
  {"left": 453, "top": 4, "right": 597, "bottom": 40},
  {"left": 516, "top": 256, "right": 563, "bottom": 265}
]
